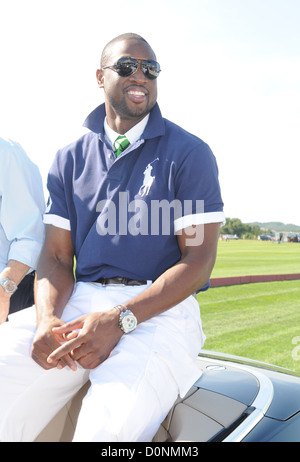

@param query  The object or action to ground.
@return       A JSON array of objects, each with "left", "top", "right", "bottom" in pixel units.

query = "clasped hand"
[{"left": 32, "top": 311, "right": 122, "bottom": 371}]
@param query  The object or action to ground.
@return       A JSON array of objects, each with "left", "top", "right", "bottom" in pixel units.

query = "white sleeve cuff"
[
  {"left": 174, "top": 211, "right": 226, "bottom": 233},
  {"left": 43, "top": 214, "right": 71, "bottom": 231}
]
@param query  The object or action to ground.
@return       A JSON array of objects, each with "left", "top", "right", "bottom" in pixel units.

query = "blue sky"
[{"left": 1, "top": 0, "right": 299, "bottom": 225}]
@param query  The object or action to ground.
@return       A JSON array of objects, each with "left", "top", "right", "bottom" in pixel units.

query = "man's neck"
[
  {"left": 105, "top": 115, "right": 146, "bottom": 135},
  {"left": 104, "top": 115, "right": 149, "bottom": 147}
]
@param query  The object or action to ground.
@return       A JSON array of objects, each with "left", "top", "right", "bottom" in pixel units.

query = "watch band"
[
  {"left": 114, "top": 304, "right": 128, "bottom": 314},
  {"left": 113, "top": 304, "right": 137, "bottom": 334}
]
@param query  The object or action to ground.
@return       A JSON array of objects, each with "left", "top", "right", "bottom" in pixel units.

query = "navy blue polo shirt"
[{"left": 44, "top": 103, "right": 224, "bottom": 287}]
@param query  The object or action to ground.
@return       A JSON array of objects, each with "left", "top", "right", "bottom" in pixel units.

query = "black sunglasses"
[{"left": 103, "top": 57, "right": 161, "bottom": 80}]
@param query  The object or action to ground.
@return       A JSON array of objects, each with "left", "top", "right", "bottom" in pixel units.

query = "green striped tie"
[{"left": 113, "top": 135, "right": 130, "bottom": 158}]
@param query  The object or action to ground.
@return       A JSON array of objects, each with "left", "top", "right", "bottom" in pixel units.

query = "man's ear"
[{"left": 96, "top": 69, "right": 104, "bottom": 88}]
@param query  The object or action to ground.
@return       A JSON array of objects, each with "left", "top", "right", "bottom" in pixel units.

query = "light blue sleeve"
[{"left": 0, "top": 139, "right": 45, "bottom": 271}]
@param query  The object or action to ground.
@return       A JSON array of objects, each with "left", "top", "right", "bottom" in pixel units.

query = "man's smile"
[{"left": 126, "top": 86, "right": 148, "bottom": 103}]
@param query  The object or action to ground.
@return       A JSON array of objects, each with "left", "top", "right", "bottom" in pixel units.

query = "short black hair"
[{"left": 101, "top": 33, "right": 150, "bottom": 67}]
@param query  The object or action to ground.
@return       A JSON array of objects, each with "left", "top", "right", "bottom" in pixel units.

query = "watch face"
[
  {"left": 121, "top": 314, "right": 137, "bottom": 333},
  {"left": 0, "top": 278, "right": 18, "bottom": 295}
]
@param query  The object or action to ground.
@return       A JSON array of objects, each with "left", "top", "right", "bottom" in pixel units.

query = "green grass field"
[
  {"left": 211, "top": 239, "right": 300, "bottom": 278},
  {"left": 196, "top": 240, "right": 300, "bottom": 373}
]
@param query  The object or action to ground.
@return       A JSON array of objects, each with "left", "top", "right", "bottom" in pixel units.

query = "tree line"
[{"left": 220, "top": 218, "right": 264, "bottom": 239}]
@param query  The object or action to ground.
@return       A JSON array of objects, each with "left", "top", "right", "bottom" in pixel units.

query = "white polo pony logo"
[{"left": 138, "top": 158, "right": 159, "bottom": 197}]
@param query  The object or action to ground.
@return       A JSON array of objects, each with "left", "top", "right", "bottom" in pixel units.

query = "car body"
[
  {"left": 223, "top": 234, "right": 239, "bottom": 240},
  {"left": 259, "top": 234, "right": 275, "bottom": 241},
  {"left": 155, "top": 350, "right": 300, "bottom": 442},
  {"left": 288, "top": 234, "right": 300, "bottom": 243},
  {"left": 36, "top": 349, "right": 300, "bottom": 442}
]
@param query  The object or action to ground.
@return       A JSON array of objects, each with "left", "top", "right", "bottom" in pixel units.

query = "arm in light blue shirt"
[{"left": 0, "top": 138, "right": 45, "bottom": 273}]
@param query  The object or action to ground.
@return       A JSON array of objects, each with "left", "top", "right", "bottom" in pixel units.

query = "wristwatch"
[
  {"left": 114, "top": 304, "right": 138, "bottom": 334},
  {"left": 0, "top": 277, "right": 18, "bottom": 295}
]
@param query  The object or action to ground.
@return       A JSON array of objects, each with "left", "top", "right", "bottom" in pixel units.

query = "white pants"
[{"left": 0, "top": 282, "right": 205, "bottom": 442}]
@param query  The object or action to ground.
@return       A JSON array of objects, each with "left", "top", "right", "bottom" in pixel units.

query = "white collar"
[{"left": 104, "top": 115, "right": 149, "bottom": 148}]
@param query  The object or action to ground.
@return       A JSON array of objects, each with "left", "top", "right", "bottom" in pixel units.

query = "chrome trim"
[
  {"left": 196, "top": 355, "right": 274, "bottom": 442},
  {"left": 199, "top": 349, "right": 300, "bottom": 377},
  {"left": 223, "top": 368, "right": 274, "bottom": 442}
]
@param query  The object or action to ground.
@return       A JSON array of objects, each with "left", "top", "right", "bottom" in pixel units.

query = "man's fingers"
[
  {"left": 49, "top": 316, "right": 88, "bottom": 371},
  {"left": 47, "top": 336, "right": 83, "bottom": 365},
  {"left": 52, "top": 318, "right": 84, "bottom": 334},
  {"left": 64, "top": 330, "right": 79, "bottom": 341},
  {"left": 46, "top": 347, "right": 78, "bottom": 371}
]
